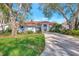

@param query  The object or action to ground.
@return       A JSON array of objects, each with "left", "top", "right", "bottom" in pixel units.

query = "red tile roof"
[
  {"left": 16, "top": 21, "right": 55, "bottom": 27},
  {"left": 40, "top": 21, "right": 54, "bottom": 26}
]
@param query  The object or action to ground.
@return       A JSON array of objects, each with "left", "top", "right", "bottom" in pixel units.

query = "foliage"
[
  {"left": 0, "top": 3, "right": 32, "bottom": 36},
  {"left": 5, "top": 27, "right": 12, "bottom": 32},
  {"left": 26, "top": 31, "right": 34, "bottom": 34},
  {"left": 60, "top": 29, "right": 79, "bottom": 36},
  {"left": 0, "top": 4, "right": 9, "bottom": 15},
  {"left": 40, "top": 3, "right": 76, "bottom": 20},
  {"left": 0, "top": 33, "right": 45, "bottom": 56},
  {"left": 40, "top": 3, "right": 78, "bottom": 29},
  {"left": 36, "top": 31, "right": 42, "bottom": 33},
  {"left": 0, "top": 27, "right": 12, "bottom": 36},
  {"left": 49, "top": 23, "right": 62, "bottom": 32}
]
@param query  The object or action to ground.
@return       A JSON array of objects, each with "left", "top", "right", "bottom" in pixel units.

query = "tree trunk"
[
  {"left": 10, "top": 11, "right": 17, "bottom": 37},
  {"left": 74, "top": 17, "right": 78, "bottom": 29},
  {"left": 57, "top": 7, "right": 72, "bottom": 29},
  {"left": 72, "top": 4, "right": 79, "bottom": 29}
]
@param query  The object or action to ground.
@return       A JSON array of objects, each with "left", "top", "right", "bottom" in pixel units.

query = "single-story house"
[{"left": 16, "top": 21, "right": 55, "bottom": 32}]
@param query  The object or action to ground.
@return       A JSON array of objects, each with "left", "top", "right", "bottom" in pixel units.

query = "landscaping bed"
[
  {"left": 50, "top": 29, "right": 79, "bottom": 38},
  {"left": 0, "top": 33, "right": 45, "bottom": 56},
  {"left": 60, "top": 30, "right": 79, "bottom": 36}
]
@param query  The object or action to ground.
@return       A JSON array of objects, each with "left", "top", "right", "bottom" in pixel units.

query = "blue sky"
[
  {"left": 30, "top": 4, "right": 65, "bottom": 23},
  {"left": 12, "top": 3, "right": 65, "bottom": 24}
]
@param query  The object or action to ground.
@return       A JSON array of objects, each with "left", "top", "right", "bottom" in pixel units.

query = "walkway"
[{"left": 41, "top": 32, "right": 79, "bottom": 56}]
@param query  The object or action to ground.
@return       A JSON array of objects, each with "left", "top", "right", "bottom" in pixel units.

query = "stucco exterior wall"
[{"left": 25, "top": 26, "right": 36, "bottom": 32}]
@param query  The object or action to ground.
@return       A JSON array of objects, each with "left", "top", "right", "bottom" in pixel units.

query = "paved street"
[{"left": 41, "top": 32, "right": 79, "bottom": 56}]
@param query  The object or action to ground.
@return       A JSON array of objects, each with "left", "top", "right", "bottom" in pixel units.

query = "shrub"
[
  {"left": 5, "top": 28, "right": 12, "bottom": 33},
  {"left": 50, "top": 28, "right": 61, "bottom": 33},
  {"left": 0, "top": 28, "right": 11, "bottom": 35},
  {"left": 70, "top": 30, "right": 79, "bottom": 36},
  {"left": 60, "top": 29, "right": 79, "bottom": 36},
  {"left": 36, "top": 31, "right": 42, "bottom": 33},
  {"left": 60, "top": 30, "right": 69, "bottom": 34},
  {"left": 26, "top": 31, "right": 33, "bottom": 34},
  {"left": 49, "top": 23, "right": 62, "bottom": 33}
]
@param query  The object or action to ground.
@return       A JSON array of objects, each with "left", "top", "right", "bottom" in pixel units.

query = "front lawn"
[{"left": 0, "top": 33, "right": 45, "bottom": 56}]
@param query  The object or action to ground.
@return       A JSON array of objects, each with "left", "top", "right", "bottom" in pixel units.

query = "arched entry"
[{"left": 42, "top": 24, "right": 48, "bottom": 32}]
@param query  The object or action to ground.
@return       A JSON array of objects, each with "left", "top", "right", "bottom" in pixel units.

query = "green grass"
[{"left": 0, "top": 33, "right": 45, "bottom": 56}]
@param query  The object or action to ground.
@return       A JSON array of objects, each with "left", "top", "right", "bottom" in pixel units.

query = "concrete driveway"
[{"left": 41, "top": 32, "right": 79, "bottom": 56}]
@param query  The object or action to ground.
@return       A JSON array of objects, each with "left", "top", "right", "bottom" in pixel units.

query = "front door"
[{"left": 43, "top": 24, "right": 47, "bottom": 32}]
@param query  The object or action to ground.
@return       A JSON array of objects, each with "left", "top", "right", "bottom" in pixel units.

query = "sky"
[
  {"left": 12, "top": 3, "right": 65, "bottom": 24},
  {"left": 31, "top": 4, "right": 65, "bottom": 23}
]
